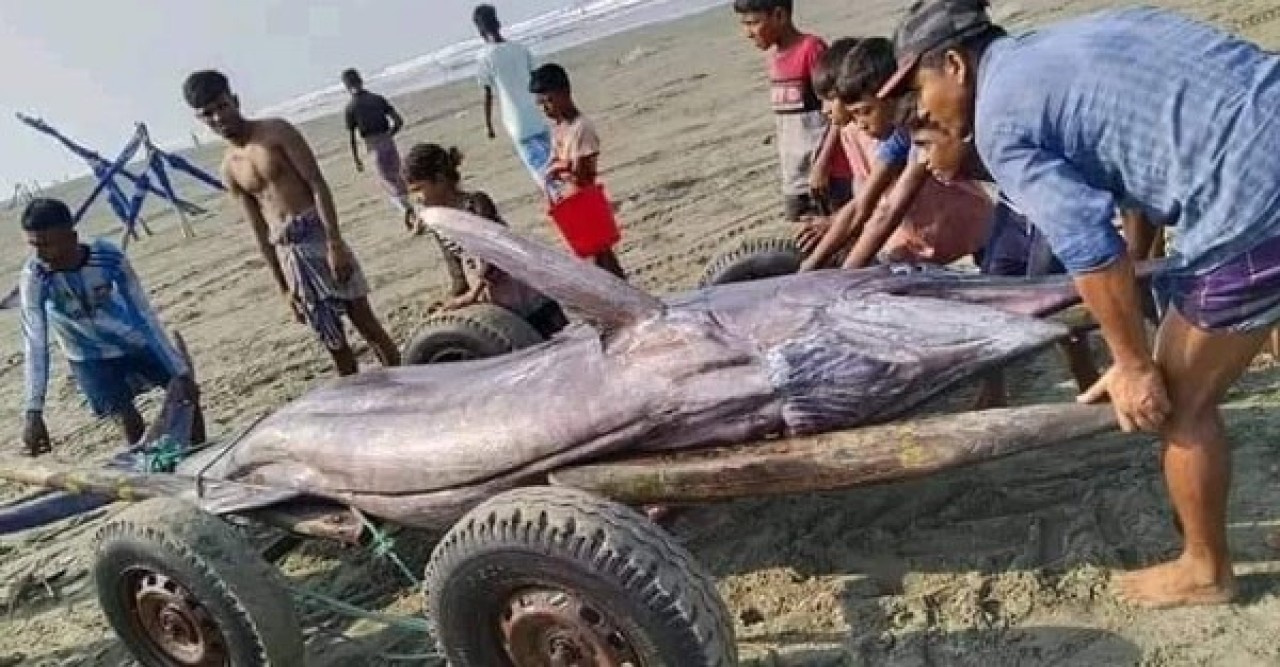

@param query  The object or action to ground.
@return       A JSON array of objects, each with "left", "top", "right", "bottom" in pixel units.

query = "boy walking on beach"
[
  {"left": 341, "top": 68, "right": 417, "bottom": 234},
  {"left": 18, "top": 198, "right": 201, "bottom": 456},
  {"left": 886, "top": 0, "right": 1280, "bottom": 608},
  {"left": 529, "top": 63, "right": 627, "bottom": 280},
  {"left": 472, "top": 4, "right": 553, "bottom": 191},
  {"left": 183, "top": 69, "right": 401, "bottom": 377},
  {"left": 733, "top": 0, "right": 851, "bottom": 221}
]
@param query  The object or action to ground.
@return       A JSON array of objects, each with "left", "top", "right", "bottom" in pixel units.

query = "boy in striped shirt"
[{"left": 19, "top": 198, "right": 199, "bottom": 456}]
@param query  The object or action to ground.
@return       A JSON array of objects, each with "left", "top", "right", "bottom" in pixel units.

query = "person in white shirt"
[{"left": 472, "top": 4, "right": 553, "bottom": 192}]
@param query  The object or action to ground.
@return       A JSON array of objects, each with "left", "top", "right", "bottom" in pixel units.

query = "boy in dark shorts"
[
  {"left": 732, "top": 0, "right": 852, "bottom": 221},
  {"left": 889, "top": 0, "right": 1280, "bottom": 608},
  {"left": 18, "top": 198, "right": 201, "bottom": 456},
  {"left": 403, "top": 143, "right": 568, "bottom": 338},
  {"left": 528, "top": 63, "right": 627, "bottom": 281},
  {"left": 342, "top": 68, "right": 417, "bottom": 233}
]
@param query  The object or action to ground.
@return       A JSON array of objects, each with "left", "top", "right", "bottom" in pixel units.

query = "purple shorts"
[
  {"left": 978, "top": 201, "right": 1065, "bottom": 277},
  {"left": 1157, "top": 234, "right": 1280, "bottom": 333}
]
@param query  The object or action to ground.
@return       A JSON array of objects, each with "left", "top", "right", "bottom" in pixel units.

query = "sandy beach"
[{"left": 1, "top": 0, "right": 1279, "bottom": 664}]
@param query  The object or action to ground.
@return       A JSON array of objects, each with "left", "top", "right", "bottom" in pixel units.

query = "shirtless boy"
[{"left": 183, "top": 69, "right": 400, "bottom": 376}]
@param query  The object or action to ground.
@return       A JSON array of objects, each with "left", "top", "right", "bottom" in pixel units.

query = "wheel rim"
[
  {"left": 124, "top": 568, "right": 229, "bottom": 666},
  {"left": 422, "top": 346, "right": 479, "bottom": 364},
  {"left": 500, "top": 587, "right": 643, "bottom": 667}
]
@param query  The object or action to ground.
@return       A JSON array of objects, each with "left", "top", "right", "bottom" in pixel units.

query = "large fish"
[{"left": 183, "top": 208, "right": 1085, "bottom": 528}]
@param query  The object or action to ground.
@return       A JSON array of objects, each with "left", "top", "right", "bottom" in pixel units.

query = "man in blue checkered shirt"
[
  {"left": 18, "top": 198, "right": 200, "bottom": 456},
  {"left": 883, "top": 0, "right": 1280, "bottom": 609}
]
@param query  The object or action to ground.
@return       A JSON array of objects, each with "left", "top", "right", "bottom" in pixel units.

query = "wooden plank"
[{"left": 549, "top": 403, "right": 1119, "bottom": 504}]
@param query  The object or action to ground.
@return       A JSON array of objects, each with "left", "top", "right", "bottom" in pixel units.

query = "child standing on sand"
[
  {"left": 529, "top": 63, "right": 627, "bottom": 280},
  {"left": 733, "top": 0, "right": 852, "bottom": 221},
  {"left": 798, "top": 37, "right": 992, "bottom": 272},
  {"left": 403, "top": 143, "right": 568, "bottom": 338}
]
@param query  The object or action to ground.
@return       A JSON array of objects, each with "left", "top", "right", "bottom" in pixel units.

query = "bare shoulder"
[
  {"left": 260, "top": 117, "right": 305, "bottom": 142},
  {"left": 262, "top": 118, "right": 318, "bottom": 161}
]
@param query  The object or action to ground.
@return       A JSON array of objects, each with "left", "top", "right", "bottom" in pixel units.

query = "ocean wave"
[{"left": 253, "top": 0, "right": 727, "bottom": 123}]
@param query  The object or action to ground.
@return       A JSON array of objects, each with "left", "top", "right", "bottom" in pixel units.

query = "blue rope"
[
  {"left": 351, "top": 508, "right": 421, "bottom": 588},
  {"left": 142, "top": 435, "right": 186, "bottom": 473}
]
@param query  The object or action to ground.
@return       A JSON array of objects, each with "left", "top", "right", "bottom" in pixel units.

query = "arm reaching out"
[
  {"left": 984, "top": 134, "right": 1165, "bottom": 432},
  {"left": 841, "top": 160, "right": 930, "bottom": 269},
  {"left": 19, "top": 264, "right": 52, "bottom": 455},
  {"left": 800, "top": 160, "right": 904, "bottom": 271},
  {"left": 809, "top": 124, "right": 840, "bottom": 202}
]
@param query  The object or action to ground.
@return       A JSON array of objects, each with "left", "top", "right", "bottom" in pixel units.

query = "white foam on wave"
[{"left": 254, "top": 0, "right": 727, "bottom": 124}]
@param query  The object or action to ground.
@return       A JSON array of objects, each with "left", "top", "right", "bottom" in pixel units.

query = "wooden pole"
[
  {"left": 138, "top": 123, "right": 195, "bottom": 239},
  {"left": 549, "top": 403, "right": 1120, "bottom": 504}
]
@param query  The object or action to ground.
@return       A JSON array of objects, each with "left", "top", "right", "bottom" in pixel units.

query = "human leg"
[
  {"left": 327, "top": 346, "right": 359, "bottom": 377},
  {"left": 368, "top": 134, "right": 416, "bottom": 231},
  {"left": 592, "top": 249, "right": 627, "bottom": 280},
  {"left": 1115, "top": 235, "right": 1280, "bottom": 607},
  {"left": 1115, "top": 308, "right": 1266, "bottom": 608},
  {"left": 70, "top": 353, "right": 171, "bottom": 446},
  {"left": 119, "top": 403, "right": 147, "bottom": 445},
  {"left": 516, "top": 132, "right": 553, "bottom": 192},
  {"left": 303, "top": 297, "right": 361, "bottom": 376},
  {"left": 347, "top": 296, "right": 401, "bottom": 368}
]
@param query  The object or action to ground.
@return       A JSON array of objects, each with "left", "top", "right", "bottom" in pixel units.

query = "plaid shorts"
[{"left": 1157, "top": 234, "right": 1280, "bottom": 333}]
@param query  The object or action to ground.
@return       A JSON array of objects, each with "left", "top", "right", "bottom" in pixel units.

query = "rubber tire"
[
  {"left": 699, "top": 232, "right": 805, "bottom": 288},
  {"left": 424, "top": 486, "right": 737, "bottom": 666},
  {"left": 403, "top": 303, "right": 545, "bottom": 365},
  {"left": 93, "top": 498, "right": 304, "bottom": 667}
]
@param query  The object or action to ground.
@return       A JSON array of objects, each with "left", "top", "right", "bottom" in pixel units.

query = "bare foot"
[
  {"left": 1115, "top": 556, "right": 1236, "bottom": 609},
  {"left": 1266, "top": 531, "right": 1280, "bottom": 551}
]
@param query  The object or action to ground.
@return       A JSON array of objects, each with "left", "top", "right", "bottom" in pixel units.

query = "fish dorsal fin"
[{"left": 420, "top": 206, "right": 664, "bottom": 329}]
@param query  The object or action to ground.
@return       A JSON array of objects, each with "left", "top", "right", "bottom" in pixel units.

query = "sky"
[{"left": 0, "top": 0, "right": 569, "bottom": 195}]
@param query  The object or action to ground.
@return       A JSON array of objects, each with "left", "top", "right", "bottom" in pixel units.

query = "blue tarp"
[{"left": 16, "top": 113, "right": 224, "bottom": 233}]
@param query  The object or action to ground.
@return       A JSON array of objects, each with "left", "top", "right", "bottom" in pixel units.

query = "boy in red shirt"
[
  {"left": 734, "top": 0, "right": 852, "bottom": 222},
  {"left": 530, "top": 63, "right": 626, "bottom": 280}
]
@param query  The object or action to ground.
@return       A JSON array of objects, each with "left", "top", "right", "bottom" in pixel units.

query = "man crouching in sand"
[{"left": 183, "top": 69, "right": 400, "bottom": 376}]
